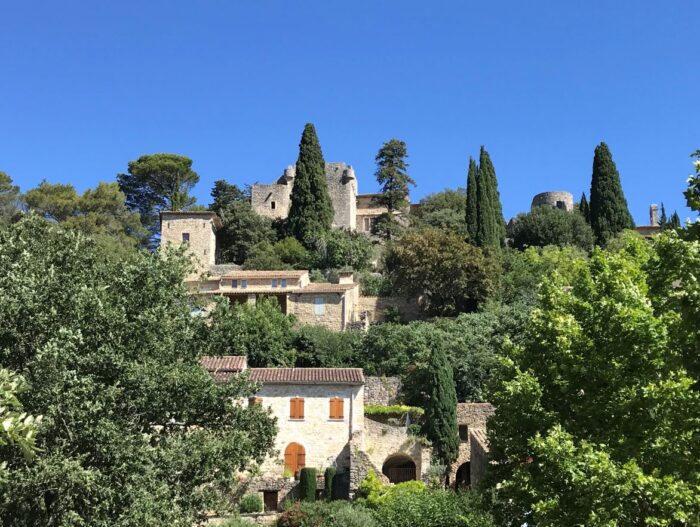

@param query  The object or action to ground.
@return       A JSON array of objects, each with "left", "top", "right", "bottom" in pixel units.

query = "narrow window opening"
[{"left": 182, "top": 232, "right": 190, "bottom": 242}]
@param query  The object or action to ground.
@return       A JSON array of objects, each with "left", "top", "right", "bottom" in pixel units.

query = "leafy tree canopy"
[
  {"left": 216, "top": 200, "right": 276, "bottom": 265},
  {"left": 0, "top": 171, "right": 20, "bottom": 225},
  {"left": 0, "top": 217, "right": 276, "bottom": 526},
  {"left": 508, "top": 205, "right": 594, "bottom": 251},
  {"left": 411, "top": 188, "right": 468, "bottom": 237}
]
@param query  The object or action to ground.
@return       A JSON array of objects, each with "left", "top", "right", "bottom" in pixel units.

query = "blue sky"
[{"left": 2, "top": 1, "right": 698, "bottom": 224}]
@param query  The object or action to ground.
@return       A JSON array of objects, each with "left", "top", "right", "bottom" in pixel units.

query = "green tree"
[
  {"left": 423, "top": 345, "right": 459, "bottom": 470},
  {"left": 487, "top": 237, "right": 700, "bottom": 526},
  {"left": 684, "top": 150, "right": 700, "bottom": 240},
  {"left": 287, "top": 124, "right": 333, "bottom": 247},
  {"left": 117, "top": 153, "right": 200, "bottom": 240},
  {"left": 23, "top": 181, "right": 147, "bottom": 258},
  {"left": 475, "top": 147, "right": 505, "bottom": 248},
  {"left": 0, "top": 217, "right": 276, "bottom": 526},
  {"left": 384, "top": 228, "right": 496, "bottom": 316},
  {"left": 372, "top": 139, "right": 415, "bottom": 240},
  {"left": 670, "top": 211, "right": 681, "bottom": 229},
  {"left": 589, "top": 142, "right": 634, "bottom": 245},
  {"left": 209, "top": 180, "right": 248, "bottom": 212},
  {"left": 660, "top": 202, "right": 668, "bottom": 229},
  {"left": 411, "top": 188, "right": 468, "bottom": 237},
  {"left": 216, "top": 201, "right": 276, "bottom": 265},
  {"left": 578, "top": 192, "right": 590, "bottom": 224},
  {"left": 465, "top": 158, "right": 479, "bottom": 243},
  {"left": 205, "top": 297, "right": 295, "bottom": 367},
  {"left": 0, "top": 172, "right": 20, "bottom": 225},
  {"left": 314, "top": 229, "right": 374, "bottom": 271},
  {"left": 508, "top": 205, "right": 594, "bottom": 251}
]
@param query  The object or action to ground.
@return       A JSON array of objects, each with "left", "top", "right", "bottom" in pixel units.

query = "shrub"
[
  {"left": 364, "top": 405, "right": 424, "bottom": 419},
  {"left": 220, "top": 517, "right": 255, "bottom": 527},
  {"left": 324, "top": 467, "right": 336, "bottom": 500},
  {"left": 356, "top": 469, "right": 386, "bottom": 507},
  {"left": 277, "top": 501, "right": 377, "bottom": 527},
  {"left": 325, "top": 502, "right": 377, "bottom": 527},
  {"left": 292, "top": 325, "right": 363, "bottom": 367},
  {"left": 239, "top": 492, "right": 263, "bottom": 513},
  {"left": 299, "top": 467, "right": 317, "bottom": 502}
]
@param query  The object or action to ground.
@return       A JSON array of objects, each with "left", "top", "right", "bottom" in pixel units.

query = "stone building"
[
  {"left": 250, "top": 163, "right": 405, "bottom": 233},
  {"left": 531, "top": 191, "right": 574, "bottom": 212},
  {"left": 451, "top": 403, "right": 495, "bottom": 488},
  {"left": 161, "top": 212, "right": 419, "bottom": 330},
  {"left": 201, "top": 359, "right": 432, "bottom": 511}
]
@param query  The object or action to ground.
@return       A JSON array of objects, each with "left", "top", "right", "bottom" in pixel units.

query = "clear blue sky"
[{"left": 2, "top": 1, "right": 698, "bottom": 224}]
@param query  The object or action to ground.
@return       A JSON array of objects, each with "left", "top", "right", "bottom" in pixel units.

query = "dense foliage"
[
  {"left": 487, "top": 234, "right": 700, "bottom": 526},
  {"left": 299, "top": 468, "right": 317, "bottom": 502},
  {"left": 475, "top": 147, "right": 505, "bottom": 248},
  {"left": 412, "top": 187, "right": 468, "bottom": 237},
  {"left": 465, "top": 158, "right": 479, "bottom": 242},
  {"left": 589, "top": 142, "right": 634, "bottom": 244},
  {"left": 423, "top": 346, "right": 459, "bottom": 467},
  {"left": 0, "top": 218, "right": 276, "bottom": 526},
  {"left": 508, "top": 205, "right": 594, "bottom": 251},
  {"left": 0, "top": 171, "right": 20, "bottom": 225}
]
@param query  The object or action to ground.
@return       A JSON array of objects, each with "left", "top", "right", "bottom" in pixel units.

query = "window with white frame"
[{"left": 314, "top": 296, "right": 325, "bottom": 316}]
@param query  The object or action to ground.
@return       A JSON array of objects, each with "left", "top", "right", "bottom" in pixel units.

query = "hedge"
[
  {"left": 364, "top": 405, "right": 424, "bottom": 419},
  {"left": 299, "top": 467, "right": 317, "bottom": 502}
]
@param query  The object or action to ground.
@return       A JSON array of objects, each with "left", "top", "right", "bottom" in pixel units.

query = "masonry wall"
[
  {"left": 251, "top": 183, "right": 292, "bottom": 220},
  {"left": 288, "top": 292, "right": 349, "bottom": 331},
  {"left": 254, "top": 383, "right": 364, "bottom": 477},
  {"left": 363, "top": 376, "right": 402, "bottom": 406},
  {"left": 363, "top": 417, "right": 430, "bottom": 480},
  {"left": 356, "top": 296, "right": 421, "bottom": 323},
  {"left": 325, "top": 164, "right": 357, "bottom": 230},
  {"left": 160, "top": 214, "right": 216, "bottom": 277}
]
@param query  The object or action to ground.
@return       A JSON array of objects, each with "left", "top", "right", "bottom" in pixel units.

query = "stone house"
[
  {"left": 161, "top": 211, "right": 419, "bottom": 330},
  {"left": 451, "top": 402, "right": 495, "bottom": 488},
  {"left": 201, "top": 358, "right": 432, "bottom": 511}
]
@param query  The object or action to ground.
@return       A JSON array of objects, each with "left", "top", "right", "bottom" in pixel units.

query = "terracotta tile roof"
[
  {"left": 222, "top": 270, "right": 308, "bottom": 279},
  {"left": 201, "top": 356, "right": 247, "bottom": 383},
  {"left": 249, "top": 368, "right": 364, "bottom": 385},
  {"left": 297, "top": 283, "right": 358, "bottom": 293}
]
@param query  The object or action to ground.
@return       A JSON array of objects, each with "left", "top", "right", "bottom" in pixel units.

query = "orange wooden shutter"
[
  {"left": 298, "top": 398, "right": 304, "bottom": 419},
  {"left": 290, "top": 398, "right": 305, "bottom": 419},
  {"left": 336, "top": 398, "right": 344, "bottom": 419},
  {"left": 329, "top": 398, "right": 344, "bottom": 419}
]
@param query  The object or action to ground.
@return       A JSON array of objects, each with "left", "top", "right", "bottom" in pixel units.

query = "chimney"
[
  {"left": 650, "top": 204, "right": 659, "bottom": 227},
  {"left": 337, "top": 271, "right": 354, "bottom": 285}
]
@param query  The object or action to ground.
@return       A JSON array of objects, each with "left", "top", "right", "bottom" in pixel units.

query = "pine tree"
[
  {"left": 670, "top": 211, "right": 681, "bottom": 229},
  {"left": 287, "top": 123, "right": 333, "bottom": 247},
  {"left": 465, "top": 157, "right": 479, "bottom": 243},
  {"left": 589, "top": 142, "right": 634, "bottom": 245},
  {"left": 372, "top": 139, "right": 414, "bottom": 240},
  {"left": 475, "top": 146, "right": 505, "bottom": 248},
  {"left": 578, "top": 192, "right": 591, "bottom": 224},
  {"left": 424, "top": 344, "right": 459, "bottom": 470}
]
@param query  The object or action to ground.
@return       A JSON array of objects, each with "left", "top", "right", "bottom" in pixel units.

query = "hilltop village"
[{"left": 1, "top": 125, "right": 698, "bottom": 527}]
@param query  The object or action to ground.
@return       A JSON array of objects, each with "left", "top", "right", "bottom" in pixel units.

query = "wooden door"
[
  {"left": 284, "top": 442, "right": 306, "bottom": 474},
  {"left": 263, "top": 491, "right": 278, "bottom": 512}
]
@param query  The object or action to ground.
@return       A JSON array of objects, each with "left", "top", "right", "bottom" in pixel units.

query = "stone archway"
[
  {"left": 382, "top": 454, "right": 416, "bottom": 483},
  {"left": 455, "top": 462, "right": 471, "bottom": 488}
]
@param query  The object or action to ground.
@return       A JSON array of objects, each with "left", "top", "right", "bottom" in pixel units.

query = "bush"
[
  {"left": 292, "top": 325, "right": 363, "bottom": 367},
  {"left": 358, "top": 272, "right": 392, "bottom": 296},
  {"left": 364, "top": 405, "right": 424, "bottom": 419},
  {"left": 325, "top": 502, "right": 377, "bottom": 527},
  {"left": 239, "top": 492, "right": 263, "bottom": 513},
  {"left": 299, "top": 467, "right": 317, "bottom": 502},
  {"left": 508, "top": 205, "right": 594, "bottom": 251},
  {"left": 324, "top": 467, "right": 336, "bottom": 500},
  {"left": 277, "top": 501, "right": 377, "bottom": 527},
  {"left": 221, "top": 516, "right": 256, "bottom": 527}
]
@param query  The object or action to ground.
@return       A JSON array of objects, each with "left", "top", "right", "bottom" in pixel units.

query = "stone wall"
[
  {"left": 456, "top": 403, "right": 495, "bottom": 427},
  {"left": 250, "top": 182, "right": 292, "bottom": 220},
  {"left": 288, "top": 291, "right": 350, "bottom": 331},
  {"left": 363, "top": 376, "right": 402, "bottom": 406},
  {"left": 469, "top": 428, "right": 489, "bottom": 486},
  {"left": 254, "top": 383, "right": 363, "bottom": 476},
  {"left": 363, "top": 417, "right": 430, "bottom": 481},
  {"left": 531, "top": 191, "right": 574, "bottom": 212},
  {"left": 356, "top": 296, "right": 421, "bottom": 323},
  {"left": 160, "top": 213, "right": 217, "bottom": 278}
]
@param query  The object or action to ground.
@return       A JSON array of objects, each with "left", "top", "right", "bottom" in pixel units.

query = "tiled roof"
[
  {"left": 297, "top": 283, "right": 358, "bottom": 293},
  {"left": 222, "top": 270, "right": 308, "bottom": 279},
  {"left": 249, "top": 368, "right": 364, "bottom": 385},
  {"left": 201, "top": 356, "right": 247, "bottom": 383}
]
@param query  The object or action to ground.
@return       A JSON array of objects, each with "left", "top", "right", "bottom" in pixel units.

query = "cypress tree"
[
  {"left": 475, "top": 146, "right": 505, "bottom": 248},
  {"left": 579, "top": 192, "right": 591, "bottom": 224},
  {"left": 465, "top": 157, "right": 479, "bottom": 243},
  {"left": 299, "top": 467, "right": 317, "bottom": 501},
  {"left": 589, "top": 142, "right": 634, "bottom": 245},
  {"left": 424, "top": 344, "right": 459, "bottom": 471},
  {"left": 287, "top": 123, "right": 333, "bottom": 247},
  {"left": 660, "top": 203, "right": 668, "bottom": 229},
  {"left": 670, "top": 211, "right": 681, "bottom": 229}
]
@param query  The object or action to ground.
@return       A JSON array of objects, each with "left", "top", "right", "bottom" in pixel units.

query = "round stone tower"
[{"left": 531, "top": 191, "right": 574, "bottom": 212}]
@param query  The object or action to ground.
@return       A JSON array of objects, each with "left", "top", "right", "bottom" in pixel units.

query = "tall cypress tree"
[
  {"left": 578, "top": 192, "right": 591, "bottom": 224},
  {"left": 465, "top": 157, "right": 479, "bottom": 243},
  {"left": 424, "top": 344, "right": 459, "bottom": 471},
  {"left": 287, "top": 123, "right": 333, "bottom": 247},
  {"left": 670, "top": 211, "right": 681, "bottom": 229},
  {"left": 475, "top": 146, "right": 505, "bottom": 248},
  {"left": 589, "top": 142, "right": 634, "bottom": 245},
  {"left": 660, "top": 203, "right": 668, "bottom": 229}
]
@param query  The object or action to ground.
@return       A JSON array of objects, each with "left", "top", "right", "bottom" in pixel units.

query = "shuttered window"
[
  {"left": 290, "top": 397, "right": 305, "bottom": 419},
  {"left": 329, "top": 397, "right": 344, "bottom": 420}
]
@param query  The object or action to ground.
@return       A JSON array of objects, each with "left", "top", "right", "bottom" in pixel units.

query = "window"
[
  {"left": 182, "top": 232, "right": 190, "bottom": 242},
  {"left": 231, "top": 279, "right": 238, "bottom": 288},
  {"left": 314, "top": 297, "right": 325, "bottom": 316},
  {"left": 363, "top": 217, "right": 376, "bottom": 232},
  {"left": 271, "top": 201, "right": 276, "bottom": 210},
  {"left": 459, "top": 425, "right": 469, "bottom": 442},
  {"left": 272, "top": 279, "right": 278, "bottom": 288},
  {"left": 241, "top": 279, "right": 248, "bottom": 289},
  {"left": 329, "top": 397, "right": 344, "bottom": 420},
  {"left": 249, "top": 397, "right": 263, "bottom": 407},
  {"left": 290, "top": 397, "right": 305, "bottom": 420},
  {"left": 281, "top": 278, "right": 287, "bottom": 288}
]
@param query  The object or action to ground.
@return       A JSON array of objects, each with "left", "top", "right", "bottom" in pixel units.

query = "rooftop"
[
  {"left": 249, "top": 367, "right": 364, "bottom": 385},
  {"left": 200, "top": 355, "right": 247, "bottom": 383},
  {"left": 221, "top": 270, "right": 308, "bottom": 279},
  {"left": 160, "top": 210, "right": 223, "bottom": 229}
]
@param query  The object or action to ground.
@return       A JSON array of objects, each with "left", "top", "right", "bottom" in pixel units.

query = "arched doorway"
[
  {"left": 455, "top": 462, "right": 471, "bottom": 488},
  {"left": 284, "top": 443, "right": 305, "bottom": 476},
  {"left": 382, "top": 454, "right": 416, "bottom": 483}
]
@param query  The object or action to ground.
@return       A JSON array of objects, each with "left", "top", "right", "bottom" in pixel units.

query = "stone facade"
[
  {"left": 251, "top": 163, "right": 358, "bottom": 230},
  {"left": 469, "top": 428, "right": 490, "bottom": 486},
  {"left": 531, "top": 191, "right": 574, "bottom": 212},
  {"left": 363, "top": 376, "right": 402, "bottom": 406},
  {"left": 160, "top": 212, "right": 221, "bottom": 278},
  {"left": 451, "top": 403, "right": 495, "bottom": 487},
  {"left": 356, "top": 296, "right": 421, "bottom": 323}
]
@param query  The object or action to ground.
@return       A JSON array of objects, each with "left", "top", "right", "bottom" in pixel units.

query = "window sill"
[
  {"left": 288, "top": 418, "right": 305, "bottom": 421},
  {"left": 328, "top": 418, "right": 344, "bottom": 422}
]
